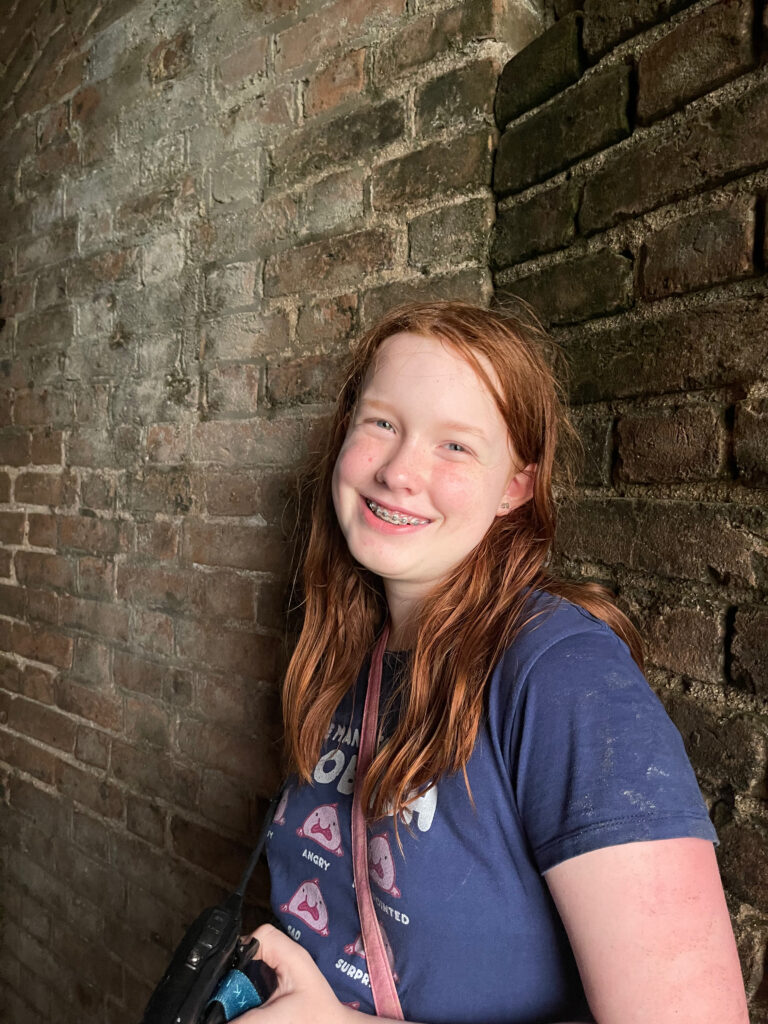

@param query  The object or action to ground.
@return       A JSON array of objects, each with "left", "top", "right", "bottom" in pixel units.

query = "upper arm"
[{"left": 545, "top": 838, "right": 749, "bottom": 1024}]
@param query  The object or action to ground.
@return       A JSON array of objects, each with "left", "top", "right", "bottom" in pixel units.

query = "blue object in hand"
[{"left": 205, "top": 959, "right": 277, "bottom": 1022}]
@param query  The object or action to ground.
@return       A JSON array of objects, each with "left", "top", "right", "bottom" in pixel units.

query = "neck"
[{"left": 383, "top": 583, "right": 423, "bottom": 650}]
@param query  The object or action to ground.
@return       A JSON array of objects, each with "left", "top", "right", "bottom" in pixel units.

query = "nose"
[{"left": 375, "top": 440, "right": 425, "bottom": 492}]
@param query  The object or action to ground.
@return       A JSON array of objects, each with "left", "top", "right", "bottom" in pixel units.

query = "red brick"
[
  {"left": 6, "top": 694, "right": 77, "bottom": 753},
  {"left": 267, "top": 353, "right": 346, "bottom": 407},
  {"left": 59, "top": 514, "right": 126, "bottom": 555},
  {"left": 116, "top": 563, "right": 194, "bottom": 611},
  {"left": 199, "top": 769, "right": 254, "bottom": 831},
  {"left": 361, "top": 267, "right": 490, "bottom": 327},
  {"left": 218, "top": 36, "right": 268, "bottom": 87},
  {"left": 112, "top": 831, "right": 222, "bottom": 915},
  {"left": 0, "top": 428, "right": 31, "bottom": 466},
  {"left": 640, "top": 198, "right": 755, "bottom": 299},
  {"left": 30, "top": 427, "right": 63, "bottom": 465},
  {"left": 0, "top": 471, "right": 10, "bottom": 502},
  {"left": 71, "top": 635, "right": 111, "bottom": 686},
  {"left": 111, "top": 738, "right": 198, "bottom": 810},
  {"left": 135, "top": 520, "right": 179, "bottom": 561},
  {"left": 27, "top": 586, "right": 58, "bottom": 625},
  {"left": 124, "top": 466, "right": 196, "bottom": 515},
  {"left": 373, "top": 131, "right": 493, "bottom": 211},
  {"left": 306, "top": 47, "right": 366, "bottom": 117},
  {"left": 0, "top": 510, "right": 24, "bottom": 544},
  {"left": 59, "top": 594, "right": 130, "bottom": 643},
  {"left": 54, "top": 677, "right": 122, "bottom": 731},
  {"left": 296, "top": 292, "right": 358, "bottom": 349},
  {"left": 203, "top": 468, "right": 295, "bottom": 519},
  {"left": 617, "top": 405, "right": 724, "bottom": 482},
  {"left": 131, "top": 606, "right": 174, "bottom": 657},
  {"left": 718, "top": 824, "right": 768, "bottom": 914},
  {"left": 182, "top": 519, "right": 288, "bottom": 574},
  {"left": 0, "top": 731, "right": 57, "bottom": 784},
  {"left": 0, "top": 617, "right": 73, "bottom": 669},
  {"left": 637, "top": 0, "right": 755, "bottom": 125},
  {"left": 15, "top": 471, "right": 72, "bottom": 506},
  {"left": 197, "top": 571, "right": 256, "bottom": 622},
  {"left": 15, "top": 549, "right": 75, "bottom": 593},
  {"left": 190, "top": 417, "right": 304, "bottom": 467},
  {"left": 275, "top": 0, "right": 404, "bottom": 71},
  {"left": 113, "top": 650, "right": 164, "bottom": 699},
  {"left": 265, "top": 227, "right": 397, "bottom": 297},
  {"left": 175, "top": 618, "right": 279, "bottom": 682},
  {"left": 492, "top": 180, "right": 579, "bottom": 267}
]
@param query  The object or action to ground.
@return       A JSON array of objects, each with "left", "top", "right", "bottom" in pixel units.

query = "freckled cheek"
[
  {"left": 430, "top": 465, "right": 485, "bottom": 516},
  {"left": 335, "top": 438, "right": 380, "bottom": 488}
]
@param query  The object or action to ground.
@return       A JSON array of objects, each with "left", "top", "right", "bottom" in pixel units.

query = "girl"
[{"left": 251, "top": 301, "right": 748, "bottom": 1023}]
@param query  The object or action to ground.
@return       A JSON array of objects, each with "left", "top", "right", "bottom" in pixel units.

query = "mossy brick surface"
[{"left": 494, "top": 63, "right": 631, "bottom": 197}]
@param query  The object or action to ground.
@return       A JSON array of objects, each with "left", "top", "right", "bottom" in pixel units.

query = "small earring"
[{"left": 500, "top": 502, "right": 510, "bottom": 510}]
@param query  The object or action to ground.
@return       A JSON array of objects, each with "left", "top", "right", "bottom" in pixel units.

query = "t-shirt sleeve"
[{"left": 506, "top": 623, "right": 718, "bottom": 874}]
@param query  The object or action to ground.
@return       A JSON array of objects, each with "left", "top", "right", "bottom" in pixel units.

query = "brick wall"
[
  {"left": 0, "top": 0, "right": 545, "bottom": 1020},
  {"left": 493, "top": 0, "right": 768, "bottom": 1016}
]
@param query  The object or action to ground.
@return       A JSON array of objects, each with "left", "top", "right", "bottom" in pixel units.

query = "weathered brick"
[
  {"left": 111, "top": 738, "right": 197, "bottom": 809},
  {"left": 200, "top": 312, "right": 290, "bottom": 361},
  {"left": 199, "top": 769, "right": 254, "bottom": 831},
  {"left": 267, "top": 354, "right": 346, "bottom": 407},
  {"left": 0, "top": 428, "right": 31, "bottom": 467},
  {"left": 492, "top": 180, "right": 579, "bottom": 267},
  {"left": 55, "top": 677, "right": 122, "bottom": 732},
  {"left": 15, "top": 471, "right": 72, "bottom": 506},
  {"left": 581, "top": 76, "right": 768, "bottom": 233},
  {"left": 305, "top": 47, "right": 367, "bottom": 117},
  {"left": 583, "top": 0, "right": 698, "bottom": 59},
  {"left": 0, "top": 731, "right": 57, "bottom": 784},
  {"left": 410, "top": 198, "right": 494, "bottom": 269},
  {"left": 637, "top": 0, "right": 755, "bottom": 125},
  {"left": 275, "top": 0, "right": 403, "bottom": 71},
  {"left": 182, "top": 519, "right": 288, "bottom": 574},
  {"left": 204, "top": 261, "right": 260, "bottom": 314},
  {"left": 76, "top": 726, "right": 111, "bottom": 770},
  {"left": 570, "top": 405, "right": 613, "bottom": 486},
  {"left": 26, "top": 507, "right": 56, "bottom": 547},
  {"left": 123, "top": 467, "right": 195, "bottom": 516},
  {"left": 171, "top": 815, "right": 252, "bottom": 887},
  {"left": 498, "top": 249, "right": 633, "bottom": 325},
  {"left": 217, "top": 35, "right": 268, "bottom": 88},
  {"left": 190, "top": 417, "right": 304, "bottom": 467},
  {"left": 734, "top": 397, "right": 768, "bottom": 485},
  {"left": 361, "top": 268, "right": 491, "bottom": 327},
  {"left": 203, "top": 469, "right": 296, "bottom": 519},
  {"left": 300, "top": 167, "right": 365, "bottom": 238},
  {"left": 271, "top": 98, "right": 404, "bottom": 186},
  {"left": 640, "top": 198, "right": 755, "bottom": 299},
  {"left": 0, "top": 510, "right": 24, "bottom": 544},
  {"left": 177, "top": 717, "right": 280, "bottom": 792},
  {"left": 147, "top": 29, "right": 193, "bottom": 83},
  {"left": 56, "top": 760, "right": 124, "bottom": 820},
  {"left": 647, "top": 607, "right": 723, "bottom": 682},
  {"left": 30, "top": 427, "right": 63, "bottom": 466},
  {"left": 566, "top": 297, "right": 768, "bottom": 403},
  {"left": 116, "top": 563, "right": 194, "bottom": 613},
  {"left": 126, "top": 793, "right": 165, "bottom": 846},
  {"left": 70, "top": 635, "right": 113, "bottom": 684},
  {"left": 556, "top": 498, "right": 756, "bottom": 586},
  {"left": 373, "top": 131, "right": 493, "bottom": 211},
  {"left": 265, "top": 227, "right": 396, "bottom": 296},
  {"left": 495, "top": 64, "right": 631, "bottom": 197},
  {"left": 15, "top": 550, "right": 75, "bottom": 592},
  {"left": 113, "top": 649, "right": 164, "bottom": 700},
  {"left": 415, "top": 58, "right": 498, "bottom": 134},
  {"left": 175, "top": 619, "right": 279, "bottom": 683},
  {"left": 496, "top": 13, "right": 584, "bottom": 128},
  {"left": 59, "top": 514, "right": 126, "bottom": 556},
  {"left": 197, "top": 571, "right": 256, "bottom": 623},
  {"left": 731, "top": 605, "right": 768, "bottom": 696},
  {"left": 135, "top": 520, "right": 179, "bottom": 561},
  {"left": 6, "top": 695, "right": 77, "bottom": 753},
  {"left": 617, "top": 405, "right": 724, "bottom": 482},
  {"left": 205, "top": 363, "right": 261, "bottom": 419}
]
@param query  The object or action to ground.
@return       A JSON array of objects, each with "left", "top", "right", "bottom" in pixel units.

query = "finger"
[{"left": 250, "top": 923, "right": 310, "bottom": 981}]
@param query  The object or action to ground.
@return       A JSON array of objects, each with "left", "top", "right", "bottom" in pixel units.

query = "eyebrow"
[{"left": 358, "top": 398, "right": 490, "bottom": 441}]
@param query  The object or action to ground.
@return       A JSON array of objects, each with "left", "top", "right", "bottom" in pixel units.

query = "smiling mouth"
[{"left": 365, "top": 498, "right": 430, "bottom": 526}]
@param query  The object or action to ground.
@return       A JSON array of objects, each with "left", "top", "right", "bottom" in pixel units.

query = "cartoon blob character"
[
  {"left": 343, "top": 1003, "right": 361, "bottom": 1010},
  {"left": 296, "top": 804, "right": 343, "bottom": 856},
  {"left": 280, "top": 879, "right": 329, "bottom": 936},
  {"left": 343, "top": 930, "right": 399, "bottom": 981},
  {"left": 273, "top": 787, "right": 290, "bottom": 826},
  {"left": 368, "top": 834, "right": 401, "bottom": 898}
]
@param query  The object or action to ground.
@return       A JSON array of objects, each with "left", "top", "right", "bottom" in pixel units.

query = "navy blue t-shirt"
[{"left": 266, "top": 593, "right": 717, "bottom": 1023}]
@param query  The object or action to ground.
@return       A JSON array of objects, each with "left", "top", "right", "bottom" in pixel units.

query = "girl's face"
[{"left": 332, "top": 332, "right": 534, "bottom": 610}]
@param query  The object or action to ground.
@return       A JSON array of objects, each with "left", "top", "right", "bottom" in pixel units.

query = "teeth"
[{"left": 366, "top": 499, "right": 428, "bottom": 526}]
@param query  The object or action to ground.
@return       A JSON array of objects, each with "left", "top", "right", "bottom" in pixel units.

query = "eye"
[
  {"left": 445, "top": 442, "right": 468, "bottom": 453},
  {"left": 375, "top": 419, "right": 395, "bottom": 431}
]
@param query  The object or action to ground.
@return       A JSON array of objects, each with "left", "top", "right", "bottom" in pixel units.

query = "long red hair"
[{"left": 282, "top": 301, "right": 642, "bottom": 823}]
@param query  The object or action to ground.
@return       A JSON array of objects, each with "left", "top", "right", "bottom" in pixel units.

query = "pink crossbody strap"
[{"left": 351, "top": 624, "right": 404, "bottom": 1020}]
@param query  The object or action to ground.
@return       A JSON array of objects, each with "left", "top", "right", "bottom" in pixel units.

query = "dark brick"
[
  {"left": 637, "top": 0, "right": 755, "bottom": 125},
  {"left": 175, "top": 618, "right": 279, "bottom": 683},
  {"left": 15, "top": 551, "right": 75, "bottom": 592},
  {"left": 556, "top": 498, "right": 756, "bottom": 585},
  {"left": 415, "top": 58, "right": 498, "bottom": 134},
  {"left": 0, "top": 428, "right": 31, "bottom": 467},
  {"left": 0, "top": 510, "right": 24, "bottom": 544},
  {"left": 734, "top": 397, "right": 768, "bottom": 485},
  {"left": 566, "top": 297, "right": 768, "bottom": 403},
  {"left": 496, "top": 13, "right": 584, "bottom": 128},
  {"left": 640, "top": 198, "right": 755, "bottom": 299},
  {"left": 647, "top": 608, "right": 723, "bottom": 682},
  {"left": 191, "top": 417, "right": 304, "bottom": 468},
  {"left": 55, "top": 678, "right": 122, "bottom": 732},
  {"left": 570, "top": 405, "right": 613, "bottom": 486},
  {"left": 171, "top": 815, "right": 251, "bottom": 888},
  {"left": 718, "top": 823, "right": 768, "bottom": 913},
  {"left": 617, "top": 405, "right": 724, "bottom": 482},
  {"left": 6, "top": 695, "right": 77, "bottom": 753},
  {"left": 124, "top": 467, "right": 195, "bottom": 516},
  {"left": 583, "top": 0, "right": 698, "bottom": 59},
  {"left": 409, "top": 198, "right": 494, "bottom": 270},
  {"left": 126, "top": 793, "right": 165, "bottom": 846},
  {"left": 498, "top": 249, "right": 633, "bottom": 325},
  {"left": 177, "top": 717, "right": 280, "bottom": 793},
  {"left": 295, "top": 293, "right": 358, "bottom": 349},
  {"left": 274, "top": 0, "right": 403, "bottom": 71},
  {"left": 581, "top": 76, "right": 768, "bottom": 233},
  {"left": 360, "top": 268, "right": 490, "bottom": 327},
  {"left": 663, "top": 694, "right": 768, "bottom": 794},
  {"left": 264, "top": 227, "right": 397, "bottom": 297},
  {"left": 203, "top": 469, "right": 295, "bottom": 519},
  {"left": 267, "top": 354, "right": 346, "bottom": 407},
  {"left": 271, "top": 98, "right": 404, "bottom": 186},
  {"left": 182, "top": 520, "right": 288, "bottom": 574},
  {"left": 372, "top": 130, "right": 493, "bottom": 211},
  {"left": 731, "top": 606, "right": 768, "bottom": 696},
  {"left": 494, "top": 64, "right": 631, "bottom": 197},
  {"left": 56, "top": 760, "right": 124, "bottom": 820},
  {"left": 76, "top": 726, "right": 111, "bottom": 770},
  {"left": 491, "top": 180, "right": 579, "bottom": 268},
  {"left": 15, "top": 471, "right": 72, "bottom": 506},
  {"left": 110, "top": 739, "right": 197, "bottom": 809}
]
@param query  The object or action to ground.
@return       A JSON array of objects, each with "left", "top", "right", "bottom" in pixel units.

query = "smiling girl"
[{"left": 252, "top": 302, "right": 747, "bottom": 1024}]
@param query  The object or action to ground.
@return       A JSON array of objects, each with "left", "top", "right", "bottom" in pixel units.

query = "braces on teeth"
[{"left": 366, "top": 499, "right": 428, "bottom": 526}]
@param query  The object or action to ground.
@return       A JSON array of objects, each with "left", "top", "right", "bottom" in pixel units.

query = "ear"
[{"left": 495, "top": 463, "right": 536, "bottom": 516}]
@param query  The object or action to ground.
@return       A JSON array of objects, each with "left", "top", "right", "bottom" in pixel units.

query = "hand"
[{"left": 237, "top": 924, "right": 356, "bottom": 1024}]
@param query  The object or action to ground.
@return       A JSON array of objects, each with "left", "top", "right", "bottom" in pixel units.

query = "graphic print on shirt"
[
  {"left": 273, "top": 786, "right": 290, "bottom": 826},
  {"left": 280, "top": 879, "right": 330, "bottom": 936},
  {"left": 344, "top": 930, "right": 399, "bottom": 981},
  {"left": 297, "top": 803, "right": 344, "bottom": 857},
  {"left": 368, "top": 833, "right": 401, "bottom": 898}
]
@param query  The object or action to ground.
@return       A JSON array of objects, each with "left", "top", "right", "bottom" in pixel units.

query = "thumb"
[{"left": 250, "top": 923, "right": 312, "bottom": 989}]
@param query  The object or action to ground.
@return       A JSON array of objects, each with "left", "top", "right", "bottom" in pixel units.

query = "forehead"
[{"left": 364, "top": 331, "right": 502, "bottom": 400}]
